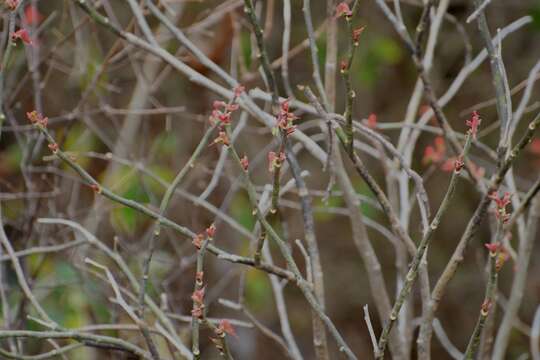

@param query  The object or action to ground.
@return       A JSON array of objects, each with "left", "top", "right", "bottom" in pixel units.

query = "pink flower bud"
[
  {"left": 6, "top": 0, "right": 18, "bottom": 10},
  {"left": 48, "top": 143, "right": 59, "bottom": 153},
  {"left": 12, "top": 28, "right": 32, "bottom": 45},
  {"left": 335, "top": 2, "right": 352, "bottom": 18},
  {"left": 234, "top": 85, "right": 245, "bottom": 97},
  {"left": 466, "top": 111, "right": 481, "bottom": 139},
  {"left": 240, "top": 155, "right": 249, "bottom": 171},
  {"left": 352, "top": 26, "right": 366, "bottom": 45},
  {"left": 216, "top": 319, "right": 237, "bottom": 338},
  {"left": 205, "top": 223, "right": 216, "bottom": 238}
]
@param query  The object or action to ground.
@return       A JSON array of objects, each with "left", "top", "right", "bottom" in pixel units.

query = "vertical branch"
[
  {"left": 302, "top": 0, "right": 329, "bottom": 109},
  {"left": 463, "top": 223, "right": 504, "bottom": 360},
  {"left": 338, "top": 1, "right": 361, "bottom": 155},
  {"left": 242, "top": 0, "right": 279, "bottom": 102},
  {"left": 492, "top": 189, "right": 540, "bottom": 359},
  {"left": 241, "top": 3, "right": 331, "bottom": 357},
  {"left": 376, "top": 133, "right": 473, "bottom": 359},
  {"left": 191, "top": 231, "right": 212, "bottom": 359},
  {"left": 281, "top": 0, "right": 294, "bottom": 97},
  {"left": 471, "top": 0, "right": 512, "bottom": 153}
]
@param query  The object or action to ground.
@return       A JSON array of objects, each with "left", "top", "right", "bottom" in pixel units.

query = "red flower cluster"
[
  {"left": 335, "top": 2, "right": 352, "bottom": 18},
  {"left": 192, "top": 233, "right": 204, "bottom": 249},
  {"left": 240, "top": 155, "right": 249, "bottom": 171},
  {"left": 216, "top": 319, "right": 237, "bottom": 338},
  {"left": 195, "top": 271, "right": 204, "bottom": 286},
  {"left": 453, "top": 156, "right": 464, "bottom": 173},
  {"left": 488, "top": 191, "right": 511, "bottom": 223},
  {"left": 89, "top": 183, "right": 101, "bottom": 194},
  {"left": 12, "top": 28, "right": 32, "bottom": 45},
  {"left": 205, "top": 223, "right": 216, "bottom": 238},
  {"left": 191, "top": 287, "right": 205, "bottom": 318},
  {"left": 26, "top": 110, "right": 48, "bottom": 127},
  {"left": 192, "top": 224, "right": 216, "bottom": 249},
  {"left": 211, "top": 131, "right": 230, "bottom": 147},
  {"left": 6, "top": 0, "right": 18, "bottom": 10},
  {"left": 484, "top": 242, "right": 502, "bottom": 254},
  {"left": 340, "top": 59, "right": 348, "bottom": 74},
  {"left": 484, "top": 242, "right": 509, "bottom": 271},
  {"left": 268, "top": 151, "right": 285, "bottom": 173},
  {"left": 353, "top": 26, "right": 365, "bottom": 46},
  {"left": 233, "top": 84, "right": 245, "bottom": 98},
  {"left": 276, "top": 99, "right": 297, "bottom": 137},
  {"left": 481, "top": 299, "right": 492, "bottom": 316},
  {"left": 210, "top": 101, "right": 238, "bottom": 126},
  {"left": 466, "top": 111, "right": 481, "bottom": 139},
  {"left": 48, "top": 143, "right": 59, "bottom": 153},
  {"left": 209, "top": 85, "right": 245, "bottom": 146}
]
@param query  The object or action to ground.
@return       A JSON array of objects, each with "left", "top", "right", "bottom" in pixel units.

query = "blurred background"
[{"left": 1, "top": 0, "right": 540, "bottom": 358}]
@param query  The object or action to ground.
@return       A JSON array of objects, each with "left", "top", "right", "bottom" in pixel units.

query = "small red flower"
[
  {"left": 191, "top": 306, "right": 203, "bottom": 318},
  {"left": 205, "top": 223, "right": 216, "bottom": 238},
  {"left": 489, "top": 191, "right": 511, "bottom": 223},
  {"left": 453, "top": 156, "right": 464, "bottom": 173},
  {"left": 489, "top": 191, "right": 511, "bottom": 211},
  {"left": 209, "top": 97, "right": 240, "bottom": 126},
  {"left": 211, "top": 131, "right": 230, "bottom": 146},
  {"left": 192, "top": 233, "right": 204, "bottom": 249},
  {"left": 12, "top": 28, "right": 32, "bottom": 45},
  {"left": 216, "top": 319, "right": 237, "bottom": 338},
  {"left": 6, "top": 0, "right": 18, "bottom": 10},
  {"left": 481, "top": 299, "right": 492, "bottom": 316},
  {"left": 191, "top": 287, "right": 205, "bottom": 319},
  {"left": 275, "top": 99, "right": 297, "bottom": 137},
  {"left": 240, "top": 155, "right": 249, "bottom": 171},
  {"left": 352, "top": 26, "right": 366, "bottom": 46},
  {"left": 466, "top": 111, "right": 481, "bottom": 139},
  {"left": 484, "top": 242, "right": 501, "bottom": 254},
  {"left": 89, "top": 184, "right": 101, "bottom": 194},
  {"left": 195, "top": 271, "right": 204, "bottom": 285},
  {"left": 335, "top": 2, "right": 352, "bottom": 18},
  {"left": 26, "top": 111, "right": 40, "bottom": 123},
  {"left": 268, "top": 151, "right": 285, "bottom": 173},
  {"left": 366, "top": 113, "right": 377, "bottom": 129},
  {"left": 48, "top": 143, "right": 59, "bottom": 153},
  {"left": 191, "top": 287, "right": 205, "bottom": 305},
  {"left": 234, "top": 85, "right": 245, "bottom": 97},
  {"left": 340, "top": 59, "right": 348, "bottom": 73}
]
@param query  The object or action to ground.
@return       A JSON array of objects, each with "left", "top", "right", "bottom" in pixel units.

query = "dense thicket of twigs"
[{"left": 0, "top": 0, "right": 539, "bottom": 359}]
